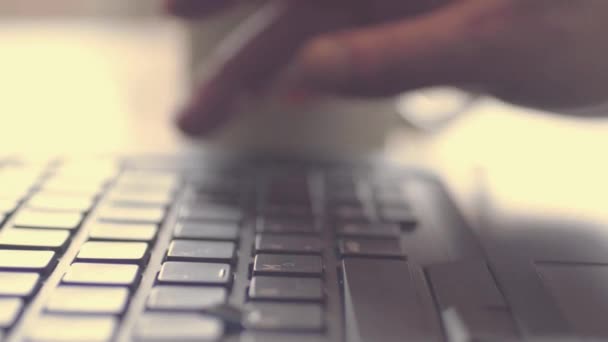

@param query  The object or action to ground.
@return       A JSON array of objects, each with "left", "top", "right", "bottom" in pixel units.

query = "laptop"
[
  {"left": 0, "top": 144, "right": 605, "bottom": 342},
  {"left": 1, "top": 18, "right": 608, "bottom": 342}
]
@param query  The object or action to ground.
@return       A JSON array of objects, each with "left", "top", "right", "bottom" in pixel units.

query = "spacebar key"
[{"left": 341, "top": 258, "right": 435, "bottom": 342}]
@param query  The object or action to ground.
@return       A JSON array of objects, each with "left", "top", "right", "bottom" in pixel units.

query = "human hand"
[{"left": 168, "top": 0, "right": 608, "bottom": 135}]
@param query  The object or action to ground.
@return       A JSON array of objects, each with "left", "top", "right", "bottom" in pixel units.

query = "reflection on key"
[
  {"left": 174, "top": 222, "right": 239, "bottom": 241},
  {"left": 427, "top": 261, "right": 519, "bottom": 340},
  {"left": 341, "top": 258, "right": 434, "bottom": 341},
  {"left": 27, "top": 314, "right": 117, "bottom": 342},
  {"left": 158, "top": 262, "right": 232, "bottom": 286},
  {"left": 167, "top": 240, "right": 236, "bottom": 262},
  {"left": 336, "top": 223, "right": 401, "bottom": 239},
  {"left": 255, "top": 235, "right": 322, "bottom": 254},
  {"left": 256, "top": 218, "right": 318, "bottom": 234},
  {"left": 249, "top": 277, "right": 323, "bottom": 302},
  {"left": 147, "top": 286, "right": 227, "bottom": 311},
  {"left": 338, "top": 238, "right": 404, "bottom": 259},
  {"left": 253, "top": 255, "right": 323, "bottom": 277},
  {"left": 180, "top": 203, "right": 242, "bottom": 222},
  {"left": 244, "top": 303, "right": 324, "bottom": 332}
]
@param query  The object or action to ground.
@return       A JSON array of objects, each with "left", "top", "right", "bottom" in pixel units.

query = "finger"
[
  {"left": 165, "top": 0, "right": 235, "bottom": 18},
  {"left": 176, "top": 1, "right": 352, "bottom": 136},
  {"left": 293, "top": 0, "right": 506, "bottom": 97}
]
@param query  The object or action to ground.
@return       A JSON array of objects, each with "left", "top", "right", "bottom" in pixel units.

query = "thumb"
[{"left": 293, "top": 0, "right": 504, "bottom": 97}]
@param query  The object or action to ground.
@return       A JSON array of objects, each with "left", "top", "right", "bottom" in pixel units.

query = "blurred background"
[
  {"left": 2, "top": 0, "right": 608, "bottom": 225},
  {"left": 0, "top": 0, "right": 188, "bottom": 156}
]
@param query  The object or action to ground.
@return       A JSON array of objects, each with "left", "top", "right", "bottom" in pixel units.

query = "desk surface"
[{"left": 2, "top": 19, "right": 608, "bottom": 228}]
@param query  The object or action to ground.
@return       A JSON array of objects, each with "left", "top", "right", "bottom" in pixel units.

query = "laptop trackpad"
[{"left": 537, "top": 262, "right": 608, "bottom": 338}]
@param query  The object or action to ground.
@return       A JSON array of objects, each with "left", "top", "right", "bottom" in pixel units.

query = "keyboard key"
[
  {"left": 174, "top": 222, "right": 239, "bottom": 241},
  {"left": 107, "top": 188, "right": 174, "bottom": 207},
  {"left": 336, "top": 223, "right": 401, "bottom": 239},
  {"left": 0, "top": 250, "right": 55, "bottom": 273},
  {"left": 158, "top": 262, "right": 232, "bottom": 286},
  {"left": 186, "top": 190, "right": 241, "bottom": 206},
  {"left": 118, "top": 171, "right": 179, "bottom": 191},
  {"left": 97, "top": 206, "right": 165, "bottom": 224},
  {"left": 261, "top": 203, "right": 313, "bottom": 217},
  {"left": 379, "top": 207, "right": 417, "bottom": 225},
  {"left": 50, "top": 161, "right": 115, "bottom": 180},
  {"left": 244, "top": 303, "right": 324, "bottom": 332},
  {"left": 253, "top": 255, "right": 323, "bottom": 277},
  {"left": 255, "top": 235, "right": 322, "bottom": 254},
  {"left": 0, "top": 198, "right": 19, "bottom": 214},
  {"left": 240, "top": 332, "right": 327, "bottom": 342},
  {"left": 338, "top": 238, "right": 404, "bottom": 259},
  {"left": 27, "top": 314, "right": 117, "bottom": 342},
  {"left": 427, "top": 261, "right": 517, "bottom": 340},
  {"left": 0, "top": 298, "right": 22, "bottom": 328},
  {"left": 188, "top": 172, "right": 242, "bottom": 192},
  {"left": 88, "top": 223, "right": 158, "bottom": 242},
  {"left": 326, "top": 188, "right": 360, "bottom": 204},
  {"left": 374, "top": 191, "right": 410, "bottom": 207},
  {"left": 264, "top": 174, "right": 310, "bottom": 201},
  {"left": 265, "top": 184, "right": 310, "bottom": 204},
  {"left": 249, "top": 277, "right": 323, "bottom": 302},
  {"left": 13, "top": 210, "right": 82, "bottom": 230},
  {"left": 62, "top": 263, "right": 139, "bottom": 286},
  {"left": 256, "top": 218, "right": 318, "bottom": 234},
  {"left": 167, "top": 240, "right": 236, "bottom": 262},
  {"left": 330, "top": 204, "right": 370, "bottom": 221},
  {"left": 342, "top": 258, "right": 434, "bottom": 341},
  {"left": 0, "top": 229, "right": 70, "bottom": 251},
  {"left": 326, "top": 182, "right": 359, "bottom": 204},
  {"left": 189, "top": 191, "right": 238, "bottom": 205},
  {"left": 76, "top": 241, "right": 148, "bottom": 264},
  {"left": 373, "top": 185, "right": 405, "bottom": 198},
  {"left": 26, "top": 193, "right": 93, "bottom": 212},
  {"left": 42, "top": 179, "right": 104, "bottom": 196},
  {"left": 0, "top": 272, "right": 39, "bottom": 296},
  {"left": 46, "top": 286, "right": 129, "bottom": 314},
  {"left": 239, "top": 331, "right": 329, "bottom": 342},
  {"left": 180, "top": 203, "right": 242, "bottom": 222},
  {"left": 133, "top": 313, "right": 223, "bottom": 341},
  {"left": 147, "top": 286, "right": 227, "bottom": 311}
]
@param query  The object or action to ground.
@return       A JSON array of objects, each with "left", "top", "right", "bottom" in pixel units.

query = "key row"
[{"left": 134, "top": 304, "right": 324, "bottom": 340}]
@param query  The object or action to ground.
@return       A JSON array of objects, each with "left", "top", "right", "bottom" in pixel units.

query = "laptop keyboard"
[{"left": 0, "top": 157, "right": 513, "bottom": 342}]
